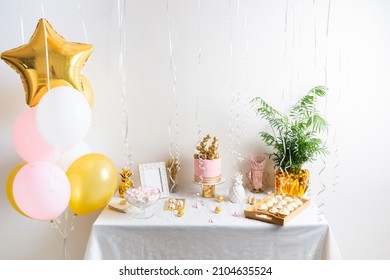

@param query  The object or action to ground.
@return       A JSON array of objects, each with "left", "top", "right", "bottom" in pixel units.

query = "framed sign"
[{"left": 138, "top": 162, "right": 170, "bottom": 198}]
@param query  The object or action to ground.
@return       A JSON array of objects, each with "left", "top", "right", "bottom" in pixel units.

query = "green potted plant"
[{"left": 251, "top": 86, "right": 329, "bottom": 197}]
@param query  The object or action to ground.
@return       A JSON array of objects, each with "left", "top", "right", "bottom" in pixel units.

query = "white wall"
[{"left": 0, "top": 0, "right": 389, "bottom": 259}]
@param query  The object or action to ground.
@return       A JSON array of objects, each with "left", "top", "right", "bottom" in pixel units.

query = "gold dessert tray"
[
  {"left": 108, "top": 199, "right": 130, "bottom": 213},
  {"left": 164, "top": 198, "right": 186, "bottom": 211},
  {"left": 244, "top": 195, "right": 310, "bottom": 226}
]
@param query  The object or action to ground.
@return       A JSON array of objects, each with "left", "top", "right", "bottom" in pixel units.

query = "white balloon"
[
  {"left": 56, "top": 142, "right": 91, "bottom": 171},
  {"left": 36, "top": 86, "right": 92, "bottom": 151}
]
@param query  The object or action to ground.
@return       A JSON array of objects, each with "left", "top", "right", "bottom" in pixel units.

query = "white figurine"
[{"left": 229, "top": 172, "right": 246, "bottom": 203}]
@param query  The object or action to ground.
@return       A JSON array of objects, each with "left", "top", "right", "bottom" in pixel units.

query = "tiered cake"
[{"left": 193, "top": 134, "right": 221, "bottom": 185}]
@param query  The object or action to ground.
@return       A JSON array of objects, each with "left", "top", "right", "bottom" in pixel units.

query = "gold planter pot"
[{"left": 275, "top": 168, "right": 309, "bottom": 197}]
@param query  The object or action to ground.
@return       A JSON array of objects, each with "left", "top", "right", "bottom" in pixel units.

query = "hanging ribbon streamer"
[
  {"left": 315, "top": 0, "right": 332, "bottom": 222},
  {"left": 40, "top": 2, "right": 51, "bottom": 93},
  {"left": 241, "top": 0, "right": 250, "bottom": 141},
  {"left": 78, "top": 4, "right": 89, "bottom": 44},
  {"left": 50, "top": 208, "right": 76, "bottom": 259},
  {"left": 279, "top": 0, "right": 289, "bottom": 173},
  {"left": 194, "top": 0, "right": 205, "bottom": 188},
  {"left": 18, "top": 0, "right": 25, "bottom": 44},
  {"left": 166, "top": 0, "right": 181, "bottom": 192},
  {"left": 332, "top": 43, "right": 342, "bottom": 193},
  {"left": 40, "top": 0, "right": 70, "bottom": 258},
  {"left": 118, "top": 0, "right": 132, "bottom": 170},
  {"left": 116, "top": 0, "right": 134, "bottom": 198},
  {"left": 281, "top": 0, "right": 289, "bottom": 111},
  {"left": 227, "top": 0, "right": 244, "bottom": 168},
  {"left": 78, "top": 2, "right": 99, "bottom": 143}
]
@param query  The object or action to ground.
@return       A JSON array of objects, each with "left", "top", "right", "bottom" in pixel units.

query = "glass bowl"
[{"left": 125, "top": 186, "right": 160, "bottom": 219}]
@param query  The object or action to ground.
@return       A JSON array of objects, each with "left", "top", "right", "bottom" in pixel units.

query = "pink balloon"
[
  {"left": 13, "top": 162, "right": 71, "bottom": 221},
  {"left": 12, "top": 108, "right": 59, "bottom": 162}
]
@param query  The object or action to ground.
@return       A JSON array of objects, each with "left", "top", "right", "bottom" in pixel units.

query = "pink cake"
[{"left": 194, "top": 158, "right": 221, "bottom": 184}]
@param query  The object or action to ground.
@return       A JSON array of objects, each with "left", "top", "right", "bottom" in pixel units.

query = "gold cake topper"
[{"left": 194, "top": 134, "right": 220, "bottom": 160}]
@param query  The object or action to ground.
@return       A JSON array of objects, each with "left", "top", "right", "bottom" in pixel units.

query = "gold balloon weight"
[
  {"left": 119, "top": 168, "right": 134, "bottom": 198},
  {"left": 0, "top": 18, "right": 93, "bottom": 107}
]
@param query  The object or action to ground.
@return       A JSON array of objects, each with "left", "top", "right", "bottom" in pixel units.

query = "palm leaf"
[
  {"left": 289, "top": 86, "right": 327, "bottom": 122},
  {"left": 251, "top": 86, "right": 329, "bottom": 174}
]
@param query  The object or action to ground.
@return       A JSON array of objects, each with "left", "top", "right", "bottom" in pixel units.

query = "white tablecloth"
[{"left": 84, "top": 188, "right": 341, "bottom": 260}]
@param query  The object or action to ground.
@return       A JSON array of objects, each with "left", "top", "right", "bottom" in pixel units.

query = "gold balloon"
[
  {"left": 1, "top": 18, "right": 93, "bottom": 107},
  {"left": 81, "top": 76, "right": 94, "bottom": 108},
  {"left": 6, "top": 162, "right": 28, "bottom": 217},
  {"left": 66, "top": 153, "right": 118, "bottom": 215}
]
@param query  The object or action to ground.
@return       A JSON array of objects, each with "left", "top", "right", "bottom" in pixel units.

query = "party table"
[{"left": 83, "top": 187, "right": 341, "bottom": 260}]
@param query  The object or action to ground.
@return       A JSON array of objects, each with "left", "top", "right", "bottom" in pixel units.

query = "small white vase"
[{"left": 229, "top": 172, "right": 246, "bottom": 203}]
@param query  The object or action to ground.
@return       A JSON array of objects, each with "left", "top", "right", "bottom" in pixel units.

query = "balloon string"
[
  {"left": 118, "top": 0, "right": 132, "bottom": 170},
  {"left": 332, "top": 43, "right": 342, "bottom": 192},
  {"left": 40, "top": 2, "right": 51, "bottom": 93},
  {"left": 288, "top": 2, "right": 295, "bottom": 103},
  {"left": 78, "top": 1, "right": 99, "bottom": 145},
  {"left": 296, "top": 2, "right": 302, "bottom": 85},
  {"left": 281, "top": 0, "right": 288, "bottom": 113},
  {"left": 228, "top": 0, "right": 243, "bottom": 167},
  {"left": 166, "top": 0, "right": 181, "bottom": 191},
  {"left": 286, "top": 1, "right": 296, "bottom": 172},
  {"left": 194, "top": 0, "right": 205, "bottom": 186},
  {"left": 316, "top": 0, "right": 332, "bottom": 222},
  {"left": 241, "top": 0, "right": 250, "bottom": 141},
  {"left": 195, "top": 0, "right": 202, "bottom": 140},
  {"left": 313, "top": 0, "right": 317, "bottom": 74},
  {"left": 40, "top": 1, "right": 58, "bottom": 164},
  {"left": 228, "top": 0, "right": 235, "bottom": 159},
  {"left": 279, "top": 0, "right": 289, "bottom": 171},
  {"left": 51, "top": 208, "right": 77, "bottom": 260},
  {"left": 18, "top": 0, "right": 25, "bottom": 44},
  {"left": 78, "top": 3, "right": 89, "bottom": 44},
  {"left": 63, "top": 209, "right": 68, "bottom": 260},
  {"left": 233, "top": 0, "right": 243, "bottom": 163}
]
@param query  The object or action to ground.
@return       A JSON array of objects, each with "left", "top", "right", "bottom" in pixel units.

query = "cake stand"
[{"left": 193, "top": 178, "right": 226, "bottom": 198}]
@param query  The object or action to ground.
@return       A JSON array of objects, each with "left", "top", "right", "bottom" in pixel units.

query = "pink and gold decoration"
[
  {"left": 118, "top": 168, "right": 134, "bottom": 198},
  {"left": 275, "top": 168, "right": 310, "bottom": 198},
  {"left": 12, "top": 162, "right": 71, "bottom": 221},
  {"left": 193, "top": 134, "right": 222, "bottom": 198},
  {"left": 5, "top": 163, "right": 27, "bottom": 217},
  {"left": 12, "top": 107, "right": 59, "bottom": 163},
  {"left": 67, "top": 153, "right": 118, "bottom": 216},
  {"left": 247, "top": 155, "right": 266, "bottom": 193},
  {"left": 2, "top": 18, "right": 117, "bottom": 221},
  {"left": 0, "top": 18, "right": 93, "bottom": 107}
]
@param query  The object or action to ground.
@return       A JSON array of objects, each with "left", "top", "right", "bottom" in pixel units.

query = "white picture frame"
[{"left": 138, "top": 162, "right": 170, "bottom": 198}]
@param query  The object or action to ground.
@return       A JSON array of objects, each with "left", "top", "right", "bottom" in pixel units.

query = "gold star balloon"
[{"left": 1, "top": 18, "right": 93, "bottom": 107}]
